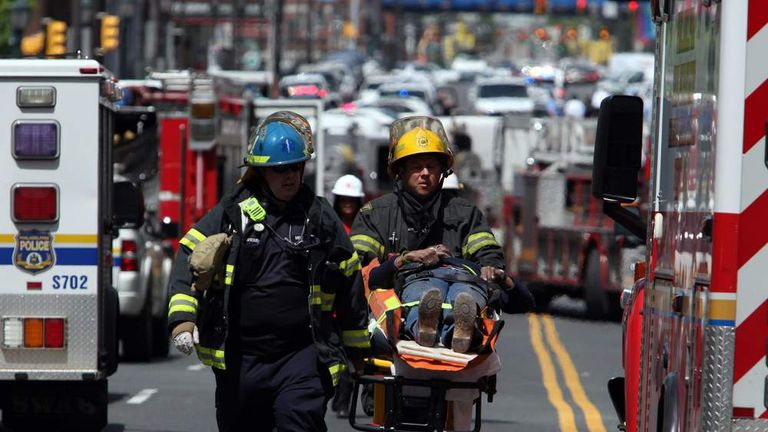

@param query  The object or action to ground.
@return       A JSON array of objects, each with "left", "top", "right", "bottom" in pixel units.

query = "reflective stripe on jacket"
[
  {"left": 167, "top": 184, "right": 369, "bottom": 379},
  {"left": 350, "top": 191, "right": 505, "bottom": 268}
]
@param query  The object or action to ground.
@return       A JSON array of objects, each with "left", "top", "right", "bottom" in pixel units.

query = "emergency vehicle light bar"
[
  {"left": 16, "top": 86, "right": 56, "bottom": 108},
  {"left": 13, "top": 121, "right": 60, "bottom": 159},
  {"left": 12, "top": 184, "right": 59, "bottom": 223},
  {"left": 2, "top": 317, "right": 66, "bottom": 349}
]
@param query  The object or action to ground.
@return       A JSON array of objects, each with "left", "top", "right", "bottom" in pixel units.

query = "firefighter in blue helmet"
[{"left": 167, "top": 111, "right": 370, "bottom": 432}]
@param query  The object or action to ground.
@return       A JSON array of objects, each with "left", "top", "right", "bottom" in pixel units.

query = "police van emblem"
[{"left": 14, "top": 230, "right": 55, "bottom": 275}]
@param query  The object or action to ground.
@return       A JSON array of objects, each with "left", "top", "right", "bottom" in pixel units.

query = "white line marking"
[
  {"left": 126, "top": 388, "right": 158, "bottom": 405},
  {"left": 187, "top": 363, "right": 206, "bottom": 371}
]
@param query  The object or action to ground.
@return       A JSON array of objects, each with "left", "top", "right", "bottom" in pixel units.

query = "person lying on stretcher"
[{"left": 368, "top": 244, "right": 534, "bottom": 354}]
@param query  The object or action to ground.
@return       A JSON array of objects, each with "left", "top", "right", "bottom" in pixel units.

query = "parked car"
[
  {"left": 112, "top": 224, "right": 174, "bottom": 361},
  {"left": 469, "top": 77, "right": 534, "bottom": 115},
  {"left": 279, "top": 73, "right": 340, "bottom": 108}
]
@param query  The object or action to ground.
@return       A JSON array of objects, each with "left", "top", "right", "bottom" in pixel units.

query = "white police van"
[{"left": 0, "top": 59, "right": 143, "bottom": 430}]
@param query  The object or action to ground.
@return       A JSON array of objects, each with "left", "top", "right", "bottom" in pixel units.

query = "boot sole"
[
  {"left": 452, "top": 293, "right": 476, "bottom": 353},
  {"left": 417, "top": 288, "right": 442, "bottom": 347}
]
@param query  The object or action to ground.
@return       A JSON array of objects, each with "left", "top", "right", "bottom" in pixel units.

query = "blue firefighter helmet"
[{"left": 244, "top": 118, "right": 312, "bottom": 167}]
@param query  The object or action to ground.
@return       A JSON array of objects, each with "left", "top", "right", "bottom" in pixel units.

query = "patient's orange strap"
[{"left": 362, "top": 258, "right": 402, "bottom": 342}]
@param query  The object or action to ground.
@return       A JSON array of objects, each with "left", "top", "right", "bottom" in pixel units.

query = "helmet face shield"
[{"left": 388, "top": 116, "right": 453, "bottom": 176}]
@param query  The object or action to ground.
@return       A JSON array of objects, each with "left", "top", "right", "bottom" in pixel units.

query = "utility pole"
[
  {"left": 268, "top": 0, "right": 283, "bottom": 98},
  {"left": 232, "top": 0, "right": 241, "bottom": 69},
  {"left": 305, "top": 0, "right": 313, "bottom": 63}
]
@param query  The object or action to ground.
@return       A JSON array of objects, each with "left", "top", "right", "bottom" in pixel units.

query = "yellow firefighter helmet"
[{"left": 388, "top": 116, "right": 453, "bottom": 176}]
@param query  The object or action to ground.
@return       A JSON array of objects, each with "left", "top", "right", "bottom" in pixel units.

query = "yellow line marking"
[
  {"left": 528, "top": 314, "right": 578, "bottom": 431},
  {"left": 542, "top": 314, "right": 607, "bottom": 432},
  {"left": 55, "top": 234, "right": 99, "bottom": 243},
  {"left": 0, "top": 234, "right": 98, "bottom": 244}
]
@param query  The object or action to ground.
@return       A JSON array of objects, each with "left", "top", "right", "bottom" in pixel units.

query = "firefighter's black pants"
[{"left": 213, "top": 344, "right": 334, "bottom": 432}]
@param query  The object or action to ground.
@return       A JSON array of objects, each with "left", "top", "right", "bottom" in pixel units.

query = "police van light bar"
[
  {"left": 2, "top": 317, "right": 66, "bottom": 349},
  {"left": 12, "top": 184, "right": 59, "bottom": 223},
  {"left": 16, "top": 86, "right": 56, "bottom": 108},
  {"left": 13, "top": 121, "right": 59, "bottom": 159}
]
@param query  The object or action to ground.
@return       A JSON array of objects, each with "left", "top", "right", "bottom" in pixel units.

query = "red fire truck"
[
  {"left": 593, "top": 0, "right": 768, "bottom": 430},
  {"left": 120, "top": 72, "right": 219, "bottom": 249},
  {"left": 504, "top": 116, "right": 648, "bottom": 319}
]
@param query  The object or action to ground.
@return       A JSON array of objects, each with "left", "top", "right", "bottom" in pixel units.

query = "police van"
[{"left": 0, "top": 59, "right": 143, "bottom": 430}]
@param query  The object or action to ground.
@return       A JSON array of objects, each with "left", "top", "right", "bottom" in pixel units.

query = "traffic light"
[
  {"left": 98, "top": 14, "right": 120, "bottom": 53},
  {"left": 44, "top": 19, "right": 68, "bottom": 56},
  {"left": 628, "top": 1, "right": 639, "bottom": 12},
  {"left": 21, "top": 32, "right": 45, "bottom": 56}
]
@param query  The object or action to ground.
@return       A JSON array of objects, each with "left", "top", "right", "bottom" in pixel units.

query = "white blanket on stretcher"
[
  {"left": 392, "top": 341, "right": 501, "bottom": 431},
  {"left": 392, "top": 340, "right": 501, "bottom": 401}
]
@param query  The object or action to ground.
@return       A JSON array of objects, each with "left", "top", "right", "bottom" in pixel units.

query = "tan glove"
[{"left": 188, "top": 233, "right": 232, "bottom": 292}]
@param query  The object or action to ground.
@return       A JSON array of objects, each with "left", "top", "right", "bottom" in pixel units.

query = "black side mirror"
[
  {"left": 113, "top": 181, "right": 145, "bottom": 229},
  {"left": 592, "top": 95, "right": 643, "bottom": 203},
  {"left": 592, "top": 95, "right": 646, "bottom": 240},
  {"left": 160, "top": 220, "right": 180, "bottom": 240}
]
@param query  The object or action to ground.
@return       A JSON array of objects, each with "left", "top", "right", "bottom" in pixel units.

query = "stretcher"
[{"left": 349, "top": 259, "right": 504, "bottom": 432}]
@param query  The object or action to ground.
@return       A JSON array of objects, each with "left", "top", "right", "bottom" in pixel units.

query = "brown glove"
[{"left": 188, "top": 233, "right": 232, "bottom": 292}]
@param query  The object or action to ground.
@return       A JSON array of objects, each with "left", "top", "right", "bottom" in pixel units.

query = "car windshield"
[{"left": 478, "top": 84, "right": 528, "bottom": 98}]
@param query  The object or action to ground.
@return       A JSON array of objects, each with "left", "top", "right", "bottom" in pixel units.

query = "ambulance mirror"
[
  {"left": 113, "top": 181, "right": 145, "bottom": 229},
  {"left": 592, "top": 95, "right": 643, "bottom": 204}
]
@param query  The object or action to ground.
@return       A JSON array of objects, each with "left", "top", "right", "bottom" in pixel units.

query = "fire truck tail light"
[
  {"left": 2, "top": 318, "right": 23, "bottom": 348},
  {"left": 120, "top": 239, "right": 138, "bottom": 272},
  {"left": 13, "top": 185, "right": 58, "bottom": 223},
  {"left": 16, "top": 86, "right": 56, "bottom": 108},
  {"left": 2, "top": 317, "right": 67, "bottom": 349},
  {"left": 23, "top": 318, "right": 44, "bottom": 348},
  {"left": 44, "top": 318, "right": 65, "bottom": 348},
  {"left": 13, "top": 121, "right": 59, "bottom": 159}
]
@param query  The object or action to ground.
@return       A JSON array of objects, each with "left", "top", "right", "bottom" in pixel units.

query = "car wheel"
[
  {"left": 152, "top": 310, "right": 170, "bottom": 358},
  {"left": 122, "top": 294, "right": 153, "bottom": 362}
]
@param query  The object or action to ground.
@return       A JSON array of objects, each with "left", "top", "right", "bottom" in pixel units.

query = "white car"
[
  {"left": 470, "top": 77, "right": 534, "bottom": 115},
  {"left": 363, "top": 96, "right": 434, "bottom": 118},
  {"left": 112, "top": 225, "right": 173, "bottom": 361}
]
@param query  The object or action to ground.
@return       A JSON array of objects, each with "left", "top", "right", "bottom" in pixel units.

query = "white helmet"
[
  {"left": 442, "top": 173, "right": 460, "bottom": 190},
  {"left": 332, "top": 174, "right": 365, "bottom": 198}
]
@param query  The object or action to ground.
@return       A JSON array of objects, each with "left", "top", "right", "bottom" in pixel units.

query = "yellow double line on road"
[{"left": 528, "top": 314, "right": 606, "bottom": 432}]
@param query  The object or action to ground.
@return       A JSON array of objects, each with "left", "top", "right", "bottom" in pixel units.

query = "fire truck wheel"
[
  {"left": 122, "top": 293, "right": 153, "bottom": 362},
  {"left": 585, "top": 250, "right": 610, "bottom": 320}
]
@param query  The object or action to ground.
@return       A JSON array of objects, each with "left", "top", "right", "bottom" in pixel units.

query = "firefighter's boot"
[
  {"left": 452, "top": 292, "right": 477, "bottom": 353},
  {"left": 417, "top": 288, "right": 442, "bottom": 347}
]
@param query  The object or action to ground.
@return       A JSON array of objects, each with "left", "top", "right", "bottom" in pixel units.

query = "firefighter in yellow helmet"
[{"left": 350, "top": 116, "right": 510, "bottom": 353}]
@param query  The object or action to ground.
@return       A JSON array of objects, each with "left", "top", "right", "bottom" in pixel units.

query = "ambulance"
[
  {"left": 591, "top": 1, "right": 768, "bottom": 430},
  {"left": 0, "top": 59, "right": 143, "bottom": 430}
]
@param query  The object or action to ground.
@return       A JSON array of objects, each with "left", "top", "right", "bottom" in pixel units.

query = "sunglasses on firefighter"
[{"left": 269, "top": 163, "right": 303, "bottom": 174}]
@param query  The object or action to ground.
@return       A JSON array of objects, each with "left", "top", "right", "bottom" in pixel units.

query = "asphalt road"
[{"left": 97, "top": 296, "right": 622, "bottom": 432}]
